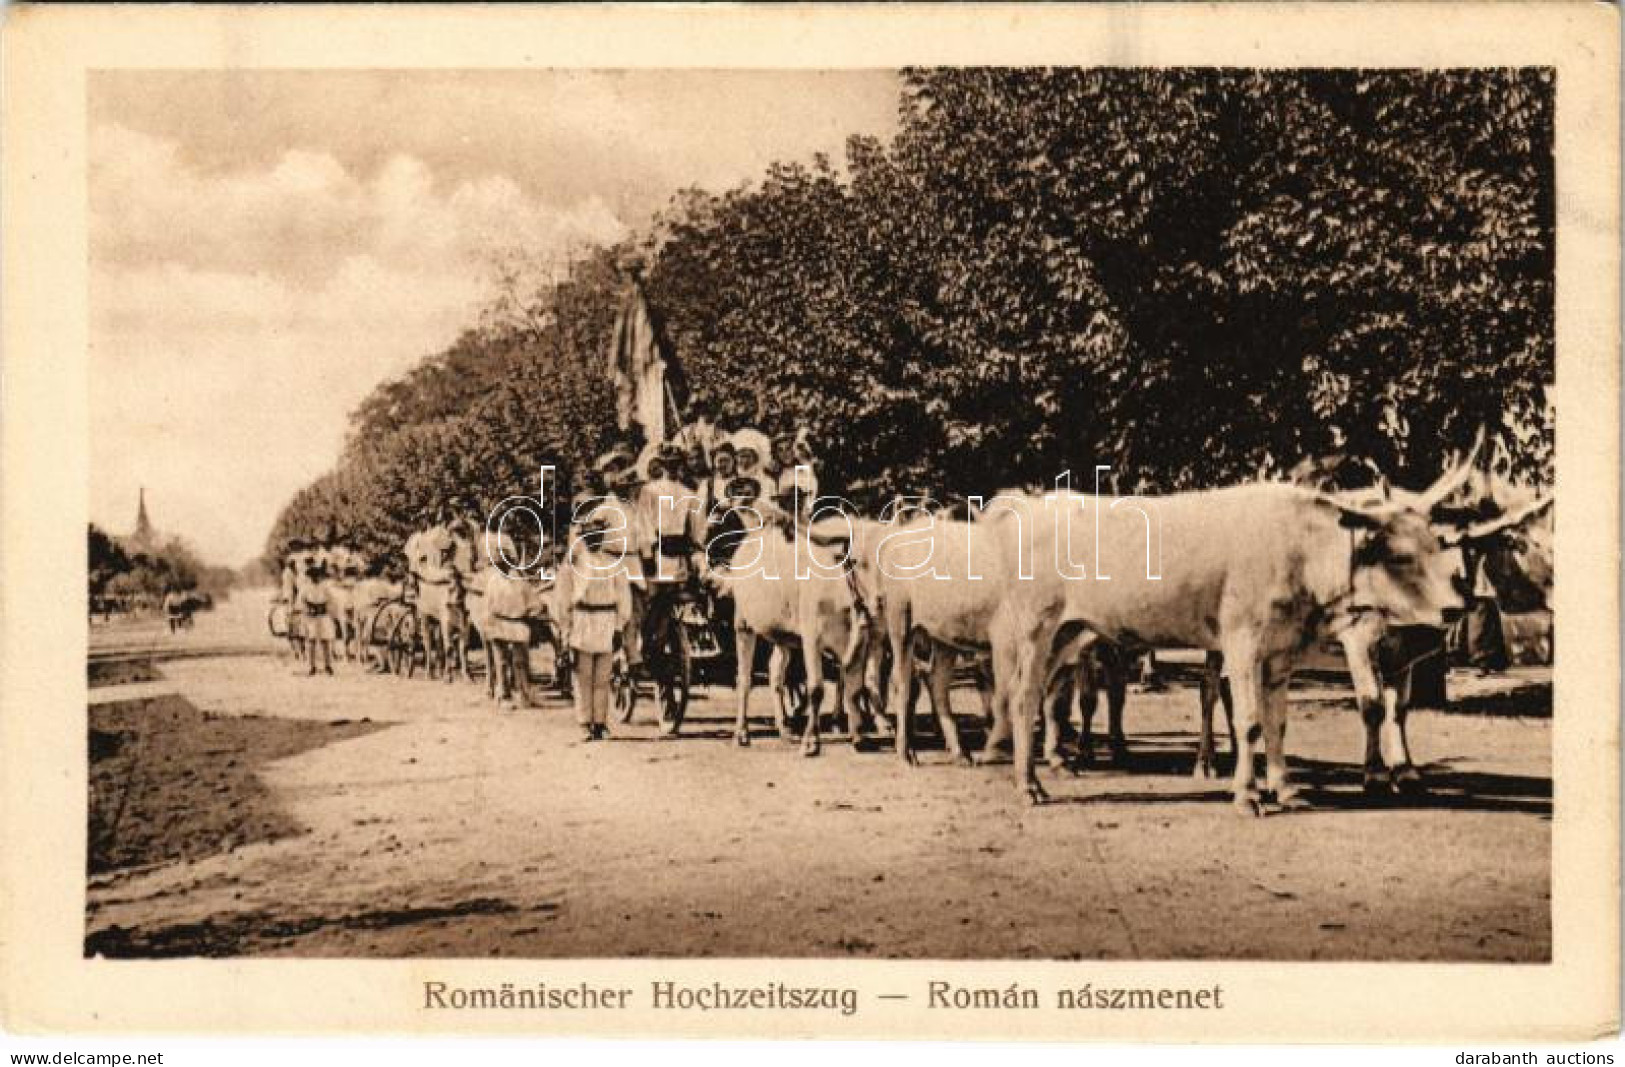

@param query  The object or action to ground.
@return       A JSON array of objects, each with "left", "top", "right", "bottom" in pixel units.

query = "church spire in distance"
[{"left": 130, "top": 487, "right": 156, "bottom": 552}]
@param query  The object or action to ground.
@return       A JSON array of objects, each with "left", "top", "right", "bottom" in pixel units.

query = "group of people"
[
  {"left": 562, "top": 424, "right": 819, "bottom": 739},
  {"left": 273, "top": 425, "right": 824, "bottom": 735},
  {"left": 278, "top": 536, "right": 380, "bottom": 675}
]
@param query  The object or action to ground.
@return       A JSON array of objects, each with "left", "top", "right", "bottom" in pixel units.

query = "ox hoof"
[
  {"left": 1266, "top": 787, "right": 1308, "bottom": 812},
  {"left": 1108, "top": 743, "right": 1130, "bottom": 767},
  {"left": 1393, "top": 764, "right": 1426, "bottom": 795},
  {"left": 1362, "top": 770, "right": 1393, "bottom": 796},
  {"left": 1022, "top": 780, "right": 1050, "bottom": 806},
  {"left": 951, "top": 751, "right": 973, "bottom": 768},
  {"left": 898, "top": 748, "right": 919, "bottom": 768},
  {"left": 1232, "top": 789, "right": 1265, "bottom": 817},
  {"left": 1047, "top": 754, "right": 1080, "bottom": 777},
  {"left": 972, "top": 749, "right": 1004, "bottom": 767},
  {"left": 802, "top": 738, "right": 821, "bottom": 759},
  {"left": 735, "top": 730, "right": 751, "bottom": 748}
]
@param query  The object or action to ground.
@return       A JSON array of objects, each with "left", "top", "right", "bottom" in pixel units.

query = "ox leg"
[
  {"left": 1339, "top": 627, "right": 1390, "bottom": 794},
  {"left": 1383, "top": 668, "right": 1424, "bottom": 794},
  {"left": 837, "top": 618, "right": 869, "bottom": 743},
  {"left": 800, "top": 638, "right": 825, "bottom": 758},
  {"left": 974, "top": 658, "right": 996, "bottom": 728},
  {"left": 424, "top": 619, "right": 440, "bottom": 680},
  {"left": 1261, "top": 662, "right": 1303, "bottom": 810},
  {"left": 862, "top": 638, "right": 892, "bottom": 737},
  {"left": 515, "top": 643, "right": 534, "bottom": 708},
  {"left": 734, "top": 629, "right": 758, "bottom": 747},
  {"left": 841, "top": 653, "right": 872, "bottom": 743},
  {"left": 1194, "top": 651, "right": 1230, "bottom": 779},
  {"left": 1194, "top": 656, "right": 1222, "bottom": 779},
  {"left": 1194, "top": 676, "right": 1216, "bottom": 779},
  {"left": 1221, "top": 676, "right": 1238, "bottom": 756},
  {"left": 445, "top": 627, "right": 461, "bottom": 685},
  {"left": 1005, "top": 636, "right": 1049, "bottom": 806},
  {"left": 1102, "top": 647, "right": 1129, "bottom": 766},
  {"left": 456, "top": 619, "right": 474, "bottom": 684},
  {"left": 768, "top": 645, "right": 795, "bottom": 743},
  {"left": 487, "top": 636, "right": 500, "bottom": 703},
  {"left": 927, "top": 648, "right": 969, "bottom": 765},
  {"left": 1044, "top": 666, "right": 1075, "bottom": 770},
  {"left": 974, "top": 659, "right": 1011, "bottom": 767},
  {"left": 890, "top": 620, "right": 918, "bottom": 766},
  {"left": 1075, "top": 663, "right": 1099, "bottom": 766},
  {"left": 1221, "top": 639, "right": 1265, "bottom": 815}
]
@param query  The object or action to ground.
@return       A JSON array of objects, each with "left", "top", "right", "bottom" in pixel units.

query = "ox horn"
[
  {"left": 1324, "top": 495, "right": 1391, "bottom": 531},
  {"left": 1440, "top": 494, "right": 1554, "bottom": 547},
  {"left": 1414, "top": 427, "right": 1486, "bottom": 514}
]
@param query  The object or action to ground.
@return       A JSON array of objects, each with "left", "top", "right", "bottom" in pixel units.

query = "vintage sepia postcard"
[{"left": 1, "top": 2, "right": 1618, "bottom": 1042}]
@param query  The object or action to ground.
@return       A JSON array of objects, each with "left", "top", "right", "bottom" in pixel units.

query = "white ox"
[
  {"left": 1025, "top": 475, "right": 1474, "bottom": 814},
  {"left": 853, "top": 476, "right": 1470, "bottom": 810},
  {"left": 848, "top": 503, "right": 1072, "bottom": 787},
  {"left": 1090, "top": 460, "right": 1552, "bottom": 795},
  {"left": 1333, "top": 482, "right": 1552, "bottom": 792},
  {"left": 712, "top": 518, "right": 879, "bottom": 755}
]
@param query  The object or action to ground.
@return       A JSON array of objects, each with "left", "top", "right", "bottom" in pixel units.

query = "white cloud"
[
  {"left": 89, "top": 123, "right": 628, "bottom": 565},
  {"left": 85, "top": 69, "right": 900, "bottom": 566}
]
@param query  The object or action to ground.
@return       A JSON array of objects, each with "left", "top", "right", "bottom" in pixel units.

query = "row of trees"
[
  {"left": 89, "top": 525, "right": 235, "bottom": 606},
  {"left": 267, "top": 67, "right": 1554, "bottom": 566}
]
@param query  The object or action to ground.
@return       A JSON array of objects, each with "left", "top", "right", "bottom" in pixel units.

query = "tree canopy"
[
  {"left": 90, "top": 524, "right": 234, "bottom": 602},
  {"left": 267, "top": 67, "right": 1554, "bottom": 565}
]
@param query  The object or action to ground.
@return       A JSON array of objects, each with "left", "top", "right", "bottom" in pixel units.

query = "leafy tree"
[{"left": 268, "top": 68, "right": 1553, "bottom": 562}]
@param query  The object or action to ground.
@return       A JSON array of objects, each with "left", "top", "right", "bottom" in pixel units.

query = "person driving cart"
[{"left": 635, "top": 442, "right": 706, "bottom": 586}]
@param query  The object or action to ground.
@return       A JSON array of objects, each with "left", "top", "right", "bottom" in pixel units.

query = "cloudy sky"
[{"left": 89, "top": 70, "right": 900, "bottom": 565}]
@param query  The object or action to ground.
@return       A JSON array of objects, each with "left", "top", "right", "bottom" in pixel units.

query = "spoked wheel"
[
  {"left": 269, "top": 602, "right": 303, "bottom": 661},
  {"left": 611, "top": 647, "right": 638, "bottom": 723},
  {"left": 653, "top": 624, "right": 692, "bottom": 737},
  {"left": 387, "top": 608, "right": 422, "bottom": 679},
  {"left": 361, "top": 601, "right": 398, "bottom": 671}
]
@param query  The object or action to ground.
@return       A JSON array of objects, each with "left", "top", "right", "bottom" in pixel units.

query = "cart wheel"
[
  {"left": 388, "top": 610, "right": 421, "bottom": 679},
  {"left": 359, "top": 603, "right": 384, "bottom": 669},
  {"left": 612, "top": 647, "right": 637, "bottom": 722},
  {"left": 552, "top": 638, "right": 574, "bottom": 696}
]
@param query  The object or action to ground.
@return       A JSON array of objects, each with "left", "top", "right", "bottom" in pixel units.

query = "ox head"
[
  {"left": 1332, "top": 504, "right": 1464, "bottom": 628},
  {"left": 1332, "top": 430, "right": 1553, "bottom": 623},
  {"left": 1325, "top": 445, "right": 1484, "bottom": 628},
  {"left": 809, "top": 513, "right": 888, "bottom": 621}
]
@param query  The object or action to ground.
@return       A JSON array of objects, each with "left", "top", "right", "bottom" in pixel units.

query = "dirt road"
[{"left": 85, "top": 593, "right": 1551, "bottom": 960}]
